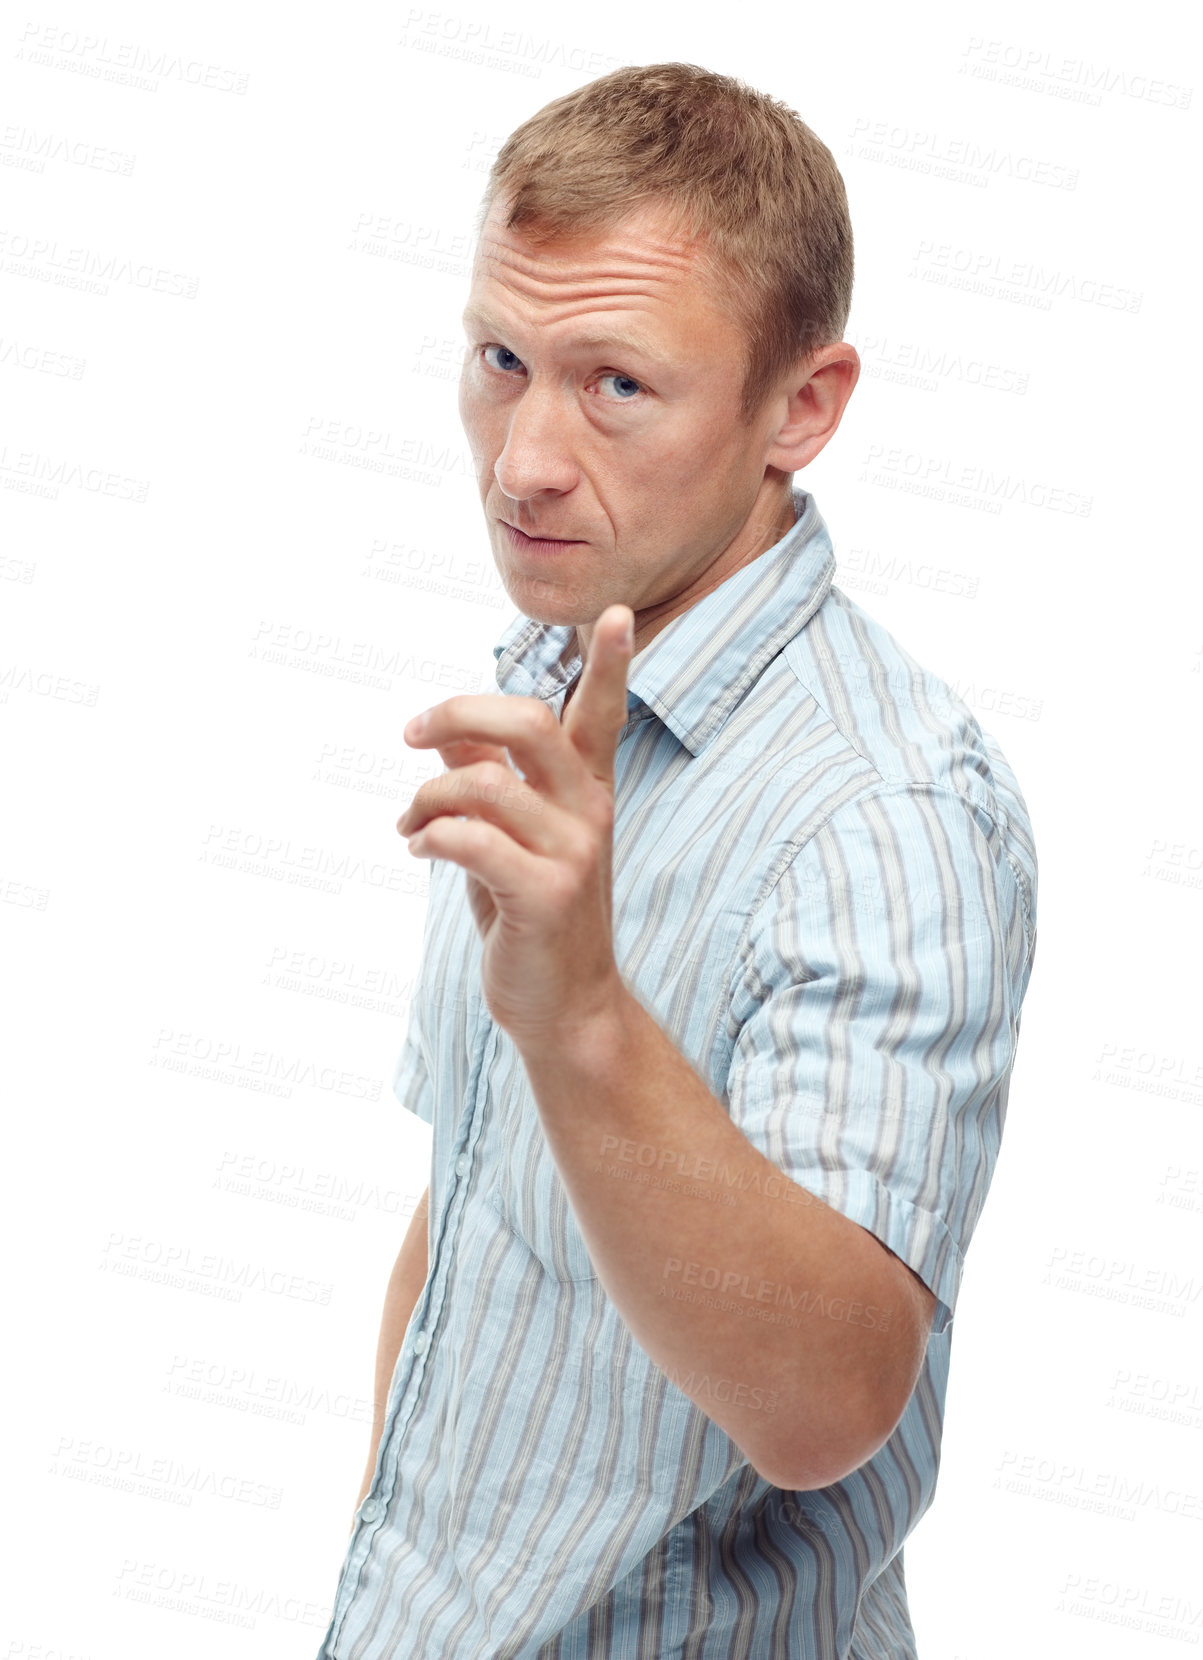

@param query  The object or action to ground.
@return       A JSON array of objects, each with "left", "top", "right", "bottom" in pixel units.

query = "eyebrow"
[{"left": 462, "top": 307, "right": 674, "bottom": 368}]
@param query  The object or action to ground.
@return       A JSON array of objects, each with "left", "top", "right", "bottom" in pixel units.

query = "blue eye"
[
  {"left": 599, "top": 373, "right": 643, "bottom": 400},
  {"left": 482, "top": 344, "right": 524, "bottom": 373}
]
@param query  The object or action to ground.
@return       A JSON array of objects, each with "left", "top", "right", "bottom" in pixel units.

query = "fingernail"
[{"left": 623, "top": 612, "right": 634, "bottom": 650}]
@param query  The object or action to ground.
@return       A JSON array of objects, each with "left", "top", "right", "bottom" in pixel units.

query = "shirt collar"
[{"left": 492, "top": 486, "right": 835, "bottom": 757}]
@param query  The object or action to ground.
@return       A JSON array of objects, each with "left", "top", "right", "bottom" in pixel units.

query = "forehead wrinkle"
[
  {"left": 466, "top": 295, "right": 667, "bottom": 330},
  {"left": 479, "top": 264, "right": 693, "bottom": 315},
  {"left": 467, "top": 216, "right": 737, "bottom": 368},
  {"left": 478, "top": 227, "right": 699, "bottom": 286},
  {"left": 467, "top": 252, "right": 713, "bottom": 333},
  {"left": 473, "top": 280, "right": 680, "bottom": 323}
]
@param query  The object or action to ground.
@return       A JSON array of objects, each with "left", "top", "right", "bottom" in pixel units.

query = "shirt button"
[
  {"left": 413, "top": 1329, "right": 429, "bottom": 1353},
  {"left": 358, "top": 1497, "right": 383, "bottom": 1524},
  {"left": 455, "top": 1155, "right": 469, "bottom": 1176}
]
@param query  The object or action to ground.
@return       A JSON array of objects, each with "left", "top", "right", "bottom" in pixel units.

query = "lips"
[
  {"left": 498, "top": 520, "right": 583, "bottom": 549},
  {"left": 501, "top": 520, "right": 575, "bottom": 541}
]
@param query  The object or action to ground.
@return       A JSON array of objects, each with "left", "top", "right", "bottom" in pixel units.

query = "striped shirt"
[{"left": 316, "top": 486, "right": 1038, "bottom": 1659}]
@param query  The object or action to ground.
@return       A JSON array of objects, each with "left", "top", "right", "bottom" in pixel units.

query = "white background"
[{"left": 2, "top": 1, "right": 1200, "bottom": 1655}]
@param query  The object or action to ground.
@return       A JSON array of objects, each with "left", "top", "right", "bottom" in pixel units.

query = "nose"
[{"left": 493, "top": 384, "right": 580, "bottom": 501}]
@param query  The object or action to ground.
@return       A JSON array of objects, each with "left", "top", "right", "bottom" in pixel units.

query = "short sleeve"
[
  {"left": 393, "top": 995, "right": 434, "bottom": 1125},
  {"left": 725, "top": 783, "right": 1030, "bottom": 1336}
]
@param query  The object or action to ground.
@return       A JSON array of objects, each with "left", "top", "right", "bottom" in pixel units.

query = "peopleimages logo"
[
  {"left": 0, "top": 229, "right": 199, "bottom": 297},
  {"left": 150, "top": 1026, "right": 383, "bottom": 1102},
  {"left": 98, "top": 1232, "right": 335, "bottom": 1306},
  {"left": 397, "top": 7, "right": 622, "bottom": 80},
  {"left": 15, "top": 22, "right": 251, "bottom": 94},
  {"left": 960, "top": 36, "right": 1192, "bottom": 111},
  {"left": 660, "top": 1257, "right": 891, "bottom": 1332}
]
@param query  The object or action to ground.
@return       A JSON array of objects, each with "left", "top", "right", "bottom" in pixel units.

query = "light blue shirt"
[{"left": 316, "top": 487, "right": 1038, "bottom": 1658}]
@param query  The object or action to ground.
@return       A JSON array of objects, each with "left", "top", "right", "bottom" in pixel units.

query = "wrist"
[{"left": 515, "top": 977, "right": 639, "bottom": 1080}]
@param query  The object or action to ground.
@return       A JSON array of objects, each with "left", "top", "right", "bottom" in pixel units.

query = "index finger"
[
  {"left": 562, "top": 604, "right": 634, "bottom": 782},
  {"left": 405, "top": 693, "right": 582, "bottom": 800}
]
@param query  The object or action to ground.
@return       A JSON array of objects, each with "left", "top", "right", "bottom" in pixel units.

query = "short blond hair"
[{"left": 480, "top": 62, "right": 854, "bottom": 421}]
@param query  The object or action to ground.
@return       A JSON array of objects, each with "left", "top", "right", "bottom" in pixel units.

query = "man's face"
[{"left": 459, "top": 198, "right": 795, "bottom": 639}]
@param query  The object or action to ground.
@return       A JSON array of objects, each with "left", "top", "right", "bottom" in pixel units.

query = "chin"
[
  {"left": 493, "top": 560, "right": 589, "bottom": 620},
  {"left": 503, "top": 579, "right": 585, "bottom": 627}
]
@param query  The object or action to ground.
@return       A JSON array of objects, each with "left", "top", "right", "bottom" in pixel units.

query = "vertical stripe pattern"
[{"left": 315, "top": 488, "right": 1038, "bottom": 1659}]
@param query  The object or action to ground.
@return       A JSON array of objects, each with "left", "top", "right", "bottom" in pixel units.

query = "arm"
[
  {"left": 520, "top": 999, "right": 934, "bottom": 1492},
  {"left": 518, "top": 779, "right": 1019, "bottom": 1491},
  {"left": 351, "top": 1184, "right": 429, "bottom": 1528}
]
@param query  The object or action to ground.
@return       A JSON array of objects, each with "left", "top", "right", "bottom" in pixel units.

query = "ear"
[{"left": 763, "top": 343, "right": 861, "bottom": 473}]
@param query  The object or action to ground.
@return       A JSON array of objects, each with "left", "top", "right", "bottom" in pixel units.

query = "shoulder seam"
[{"left": 728, "top": 778, "right": 1031, "bottom": 990}]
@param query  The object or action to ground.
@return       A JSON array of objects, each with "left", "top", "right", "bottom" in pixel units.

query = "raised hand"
[{"left": 396, "top": 604, "right": 634, "bottom": 1050}]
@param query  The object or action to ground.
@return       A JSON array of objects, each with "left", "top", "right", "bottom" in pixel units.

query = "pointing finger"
[{"left": 562, "top": 604, "right": 634, "bottom": 781}]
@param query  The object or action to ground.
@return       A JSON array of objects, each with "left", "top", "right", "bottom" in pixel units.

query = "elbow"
[
  {"left": 755, "top": 1415, "right": 893, "bottom": 1494},
  {"left": 753, "top": 1434, "right": 873, "bottom": 1495},
  {"left": 748, "top": 1260, "right": 937, "bottom": 1491},
  {"left": 754, "top": 1372, "right": 920, "bottom": 1493}
]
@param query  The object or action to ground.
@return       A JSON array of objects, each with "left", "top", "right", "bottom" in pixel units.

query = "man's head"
[
  {"left": 460, "top": 62, "right": 859, "bottom": 649},
  {"left": 479, "top": 62, "right": 854, "bottom": 422}
]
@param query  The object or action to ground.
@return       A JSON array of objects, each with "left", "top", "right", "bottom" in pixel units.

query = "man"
[{"left": 316, "top": 62, "right": 1038, "bottom": 1659}]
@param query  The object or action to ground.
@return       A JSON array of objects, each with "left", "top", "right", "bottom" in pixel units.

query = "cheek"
[
  {"left": 457, "top": 375, "right": 480, "bottom": 439},
  {"left": 592, "top": 428, "right": 721, "bottom": 531},
  {"left": 458, "top": 381, "right": 497, "bottom": 473},
  {"left": 626, "top": 420, "right": 747, "bottom": 498},
  {"left": 616, "top": 425, "right": 761, "bottom": 541}
]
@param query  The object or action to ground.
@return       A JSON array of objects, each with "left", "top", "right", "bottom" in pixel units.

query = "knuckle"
[
  {"left": 565, "top": 827, "right": 598, "bottom": 870},
  {"left": 545, "top": 864, "right": 580, "bottom": 907},
  {"left": 478, "top": 760, "right": 512, "bottom": 790},
  {"left": 526, "top": 700, "right": 558, "bottom": 738},
  {"left": 474, "top": 761, "right": 516, "bottom": 805}
]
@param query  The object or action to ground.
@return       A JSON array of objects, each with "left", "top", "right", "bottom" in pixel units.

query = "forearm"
[
  {"left": 518, "top": 989, "right": 925, "bottom": 1491},
  {"left": 356, "top": 1185, "right": 429, "bottom": 1504}
]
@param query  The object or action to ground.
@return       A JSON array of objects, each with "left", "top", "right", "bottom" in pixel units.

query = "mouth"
[{"left": 498, "top": 520, "right": 586, "bottom": 555}]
